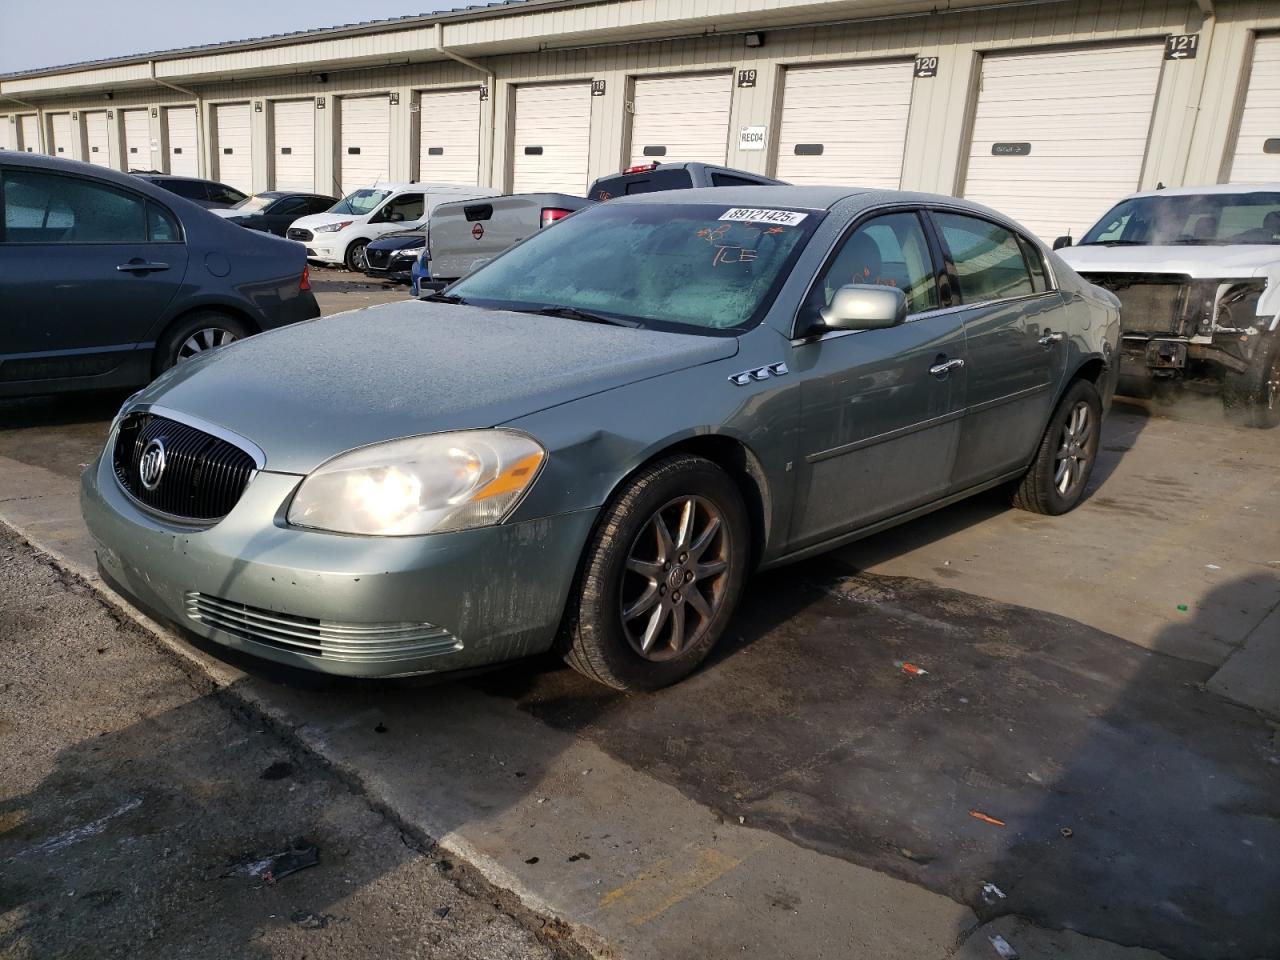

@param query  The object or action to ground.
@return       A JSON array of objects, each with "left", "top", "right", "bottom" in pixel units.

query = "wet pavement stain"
[{"left": 479, "top": 559, "right": 1280, "bottom": 960}]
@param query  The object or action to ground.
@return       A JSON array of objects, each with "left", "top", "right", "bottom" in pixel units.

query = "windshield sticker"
[{"left": 719, "top": 208, "right": 808, "bottom": 226}]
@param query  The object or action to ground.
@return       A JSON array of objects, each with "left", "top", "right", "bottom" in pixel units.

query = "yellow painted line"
[{"left": 598, "top": 847, "right": 742, "bottom": 926}]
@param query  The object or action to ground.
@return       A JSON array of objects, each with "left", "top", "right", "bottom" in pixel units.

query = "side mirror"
[
  {"left": 1053, "top": 235, "right": 1073, "bottom": 250},
  {"left": 820, "top": 284, "right": 907, "bottom": 332}
]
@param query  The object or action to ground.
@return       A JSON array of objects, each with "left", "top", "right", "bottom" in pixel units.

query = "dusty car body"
[
  {"left": 82, "top": 186, "right": 1119, "bottom": 690},
  {"left": 1059, "top": 185, "right": 1280, "bottom": 427}
]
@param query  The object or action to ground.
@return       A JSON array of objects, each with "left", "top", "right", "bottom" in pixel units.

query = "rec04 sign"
[{"left": 739, "top": 126, "right": 767, "bottom": 151}]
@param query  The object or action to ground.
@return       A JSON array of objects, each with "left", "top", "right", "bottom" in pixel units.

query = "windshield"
[
  {"left": 232, "top": 195, "right": 276, "bottom": 214},
  {"left": 1080, "top": 192, "right": 1280, "bottom": 246},
  {"left": 447, "top": 202, "right": 821, "bottom": 334},
  {"left": 328, "top": 189, "right": 392, "bottom": 216}
]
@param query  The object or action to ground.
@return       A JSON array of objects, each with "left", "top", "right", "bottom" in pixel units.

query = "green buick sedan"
[{"left": 82, "top": 186, "right": 1120, "bottom": 690}]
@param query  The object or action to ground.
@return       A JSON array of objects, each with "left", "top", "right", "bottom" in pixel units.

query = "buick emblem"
[{"left": 139, "top": 438, "right": 167, "bottom": 491}]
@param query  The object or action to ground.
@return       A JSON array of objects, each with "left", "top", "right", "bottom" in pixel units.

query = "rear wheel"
[
  {"left": 153, "top": 311, "right": 250, "bottom": 375},
  {"left": 1012, "top": 379, "right": 1103, "bottom": 515},
  {"left": 1223, "top": 334, "right": 1280, "bottom": 429},
  {"left": 560, "top": 455, "right": 750, "bottom": 691},
  {"left": 344, "top": 239, "right": 370, "bottom": 272}
]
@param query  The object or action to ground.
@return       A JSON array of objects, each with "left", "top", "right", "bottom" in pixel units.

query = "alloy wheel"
[
  {"left": 1054, "top": 400, "right": 1093, "bottom": 496},
  {"left": 177, "top": 327, "right": 239, "bottom": 362},
  {"left": 620, "top": 495, "right": 731, "bottom": 662}
]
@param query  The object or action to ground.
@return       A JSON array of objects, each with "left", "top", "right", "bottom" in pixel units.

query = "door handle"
[
  {"left": 116, "top": 261, "right": 170, "bottom": 273},
  {"left": 929, "top": 357, "right": 965, "bottom": 378},
  {"left": 1038, "top": 331, "right": 1065, "bottom": 346}
]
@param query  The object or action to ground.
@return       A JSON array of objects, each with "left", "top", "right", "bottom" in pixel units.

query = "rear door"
[
  {"left": 929, "top": 209, "right": 1066, "bottom": 488},
  {"left": 1228, "top": 35, "right": 1280, "bottom": 182},
  {"left": 0, "top": 165, "right": 189, "bottom": 384},
  {"left": 790, "top": 209, "right": 967, "bottom": 548},
  {"left": 84, "top": 111, "right": 112, "bottom": 167},
  {"left": 165, "top": 107, "right": 199, "bottom": 176},
  {"left": 512, "top": 83, "right": 592, "bottom": 195},
  {"left": 272, "top": 99, "right": 316, "bottom": 191},
  {"left": 418, "top": 88, "right": 482, "bottom": 185},
  {"left": 214, "top": 103, "right": 253, "bottom": 193},
  {"left": 122, "top": 109, "right": 151, "bottom": 171},
  {"left": 628, "top": 74, "right": 732, "bottom": 166}
]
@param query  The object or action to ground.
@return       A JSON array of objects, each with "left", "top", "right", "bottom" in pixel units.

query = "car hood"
[
  {"left": 133, "top": 301, "right": 739, "bottom": 474},
  {"left": 369, "top": 232, "right": 426, "bottom": 250},
  {"left": 290, "top": 212, "right": 364, "bottom": 230},
  {"left": 1060, "top": 243, "right": 1279, "bottom": 279}
]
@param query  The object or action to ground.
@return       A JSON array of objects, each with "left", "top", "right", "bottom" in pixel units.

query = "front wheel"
[
  {"left": 1012, "top": 379, "right": 1103, "bottom": 515},
  {"left": 560, "top": 455, "right": 750, "bottom": 691},
  {"left": 1223, "top": 334, "right": 1280, "bottom": 429},
  {"left": 344, "top": 239, "right": 370, "bottom": 272}
]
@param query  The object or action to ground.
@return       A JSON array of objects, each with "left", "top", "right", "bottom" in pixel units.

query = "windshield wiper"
[
  {"left": 1080, "top": 240, "right": 1148, "bottom": 246},
  {"left": 422, "top": 292, "right": 467, "bottom": 304},
  {"left": 530, "top": 305, "right": 639, "bottom": 327}
]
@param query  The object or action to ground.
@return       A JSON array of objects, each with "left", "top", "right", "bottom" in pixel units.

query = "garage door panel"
[
  {"left": 0, "top": 118, "right": 10, "bottom": 152},
  {"left": 962, "top": 42, "right": 1163, "bottom": 242},
  {"left": 1229, "top": 36, "right": 1280, "bottom": 183},
  {"left": 419, "top": 88, "right": 481, "bottom": 185},
  {"left": 49, "top": 114, "right": 72, "bottom": 158},
  {"left": 214, "top": 103, "right": 252, "bottom": 194},
  {"left": 84, "top": 112, "right": 111, "bottom": 166},
  {"left": 513, "top": 83, "right": 591, "bottom": 195},
  {"left": 123, "top": 110, "right": 150, "bottom": 170},
  {"left": 629, "top": 73, "right": 731, "bottom": 166},
  {"left": 19, "top": 115, "right": 38, "bottom": 153},
  {"left": 777, "top": 61, "right": 912, "bottom": 188},
  {"left": 273, "top": 100, "right": 315, "bottom": 192},
  {"left": 340, "top": 95, "right": 391, "bottom": 195}
]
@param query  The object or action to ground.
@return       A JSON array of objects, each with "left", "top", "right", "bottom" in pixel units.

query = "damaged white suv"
[{"left": 1058, "top": 185, "right": 1280, "bottom": 428}]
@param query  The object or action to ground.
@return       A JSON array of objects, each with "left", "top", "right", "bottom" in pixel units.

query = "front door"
[
  {"left": 929, "top": 210, "right": 1066, "bottom": 487},
  {"left": 789, "top": 210, "right": 968, "bottom": 550},
  {"left": 0, "top": 165, "right": 188, "bottom": 384}
]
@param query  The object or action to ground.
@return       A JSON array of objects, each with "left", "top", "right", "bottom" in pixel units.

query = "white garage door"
[
  {"left": 0, "top": 117, "right": 11, "bottom": 152},
  {"left": 629, "top": 73, "right": 731, "bottom": 166},
  {"left": 419, "top": 88, "right": 481, "bottom": 184},
  {"left": 776, "top": 61, "right": 913, "bottom": 188},
  {"left": 962, "top": 43, "right": 1163, "bottom": 242},
  {"left": 1228, "top": 35, "right": 1280, "bottom": 183},
  {"left": 214, "top": 103, "right": 252, "bottom": 193},
  {"left": 122, "top": 109, "right": 151, "bottom": 170},
  {"left": 165, "top": 107, "right": 199, "bottom": 176},
  {"left": 273, "top": 99, "right": 315, "bottom": 191},
  {"left": 512, "top": 83, "right": 591, "bottom": 195},
  {"left": 339, "top": 95, "right": 390, "bottom": 194},
  {"left": 84, "top": 112, "right": 111, "bottom": 166},
  {"left": 18, "top": 115, "right": 39, "bottom": 153},
  {"left": 49, "top": 113, "right": 73, "bottom": 158}
]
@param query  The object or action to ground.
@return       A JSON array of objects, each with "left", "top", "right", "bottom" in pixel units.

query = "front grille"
[
  {"left": 287, "top": 227, "right": 314, "bottom": 242},
  {"left": 365, "top": 248, "right": 391, "bottom": 268},
  {"left": 1082, "top": 273, "right": 1191, "bottom": 336},
  {"left": 113, "top": 414, "right": 256, "bottom": 523},
  {"left": 185, "top": 592, "right": 461, "bottom": 663}
]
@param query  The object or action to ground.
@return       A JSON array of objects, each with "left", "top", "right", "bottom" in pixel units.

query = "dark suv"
[{"left": 1, "top": 154, "right": 320, "bottom": 397}]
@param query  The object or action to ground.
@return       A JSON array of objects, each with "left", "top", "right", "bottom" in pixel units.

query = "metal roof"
[{"left": 0, "top": 0, "right": 586, "bottom": 82}]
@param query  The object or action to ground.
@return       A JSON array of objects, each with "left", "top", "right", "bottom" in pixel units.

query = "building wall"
[{"left": 5, "top": 0, "right": 1278, "bottom": 206}]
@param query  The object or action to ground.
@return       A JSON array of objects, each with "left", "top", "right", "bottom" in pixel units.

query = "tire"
[
  {"left": 1012, "top": 379, "right": 1103, "bottom": 516},
  {"left": 344, "top": 239, "right": 370, "bottom": 272},
  {"left": 1223, "top": 334, "right": 1280, "bottom": 429},
  {"left": 153, "top": 310, "right": 251, "bottom": 375},
  {"left": 559, "top": 455, "right": 750, "bottom": 691}
]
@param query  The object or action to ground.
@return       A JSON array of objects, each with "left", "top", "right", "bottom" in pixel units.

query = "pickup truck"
[{"left": 420, "top": 161, "right": 781, "bottom": 289}]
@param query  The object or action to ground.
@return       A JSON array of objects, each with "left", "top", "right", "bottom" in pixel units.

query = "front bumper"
[{"left": 81, "top": 451, "right": 596, "bottom": 677}]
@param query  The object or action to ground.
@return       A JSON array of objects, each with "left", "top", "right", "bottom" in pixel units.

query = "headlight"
[
  {"left": 110, "top": 391, "right": 143, "bottom": 434},
  {"left": 314, "top": 221, "right": 353, "bottom": 233},
  {"left": 398, "top": 245, "right": 425, "bottom": 256},
  {"left": 287, "top": 430, "right": 545, "bottom": 536}
]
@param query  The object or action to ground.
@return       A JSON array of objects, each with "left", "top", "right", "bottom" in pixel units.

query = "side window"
[
  {"left": 309, "top": 197, "right": 335, "bottom": 214},
  {"left": 711, "top": 173, "right": 763, "bottom": 187},
  {"left": 147, "top": 203, "right": 180, "bottom": 242},
  {"left": 3, "top": 169, "right": 146, "bottom": 243},
  {"left": 208, "top": 183, "right": 246, "bottom": 205},
  {"left": 816, "top": 211, "right": 940, "bottom": 315},
  {"left": 161, "top": 179, "right": 208, "bottom": 200},
  {"left": 383, "top": 193, "right": 425, "bottom": 222},
  {"left": 270, "top": 197, "right": 306, "bottom": 216},
  {"left": 934, "top": 212, "right": 1035, "bottom": 303},
  {"left": 1017, "top": 235, "right": 1049, "bottom": 292}
]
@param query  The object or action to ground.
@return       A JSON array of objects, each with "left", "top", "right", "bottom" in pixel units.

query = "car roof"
[
  {"left": 610, "top": 184, "right": 1022, "bottom": 215},
  {"left": 1125, "top": 183, "right": 1280, "bottom": 199},
  {"left": 2, "top": 152, "right": 201, "bottom": 194}
]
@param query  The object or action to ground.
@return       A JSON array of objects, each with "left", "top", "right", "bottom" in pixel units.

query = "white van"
[{"left": 286, "top": 181, "right": 500, "bottom": 270}]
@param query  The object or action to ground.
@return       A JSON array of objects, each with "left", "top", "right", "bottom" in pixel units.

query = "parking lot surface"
[{"left": 1, "top": 389, "right": 1277, "bottom": 959}]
